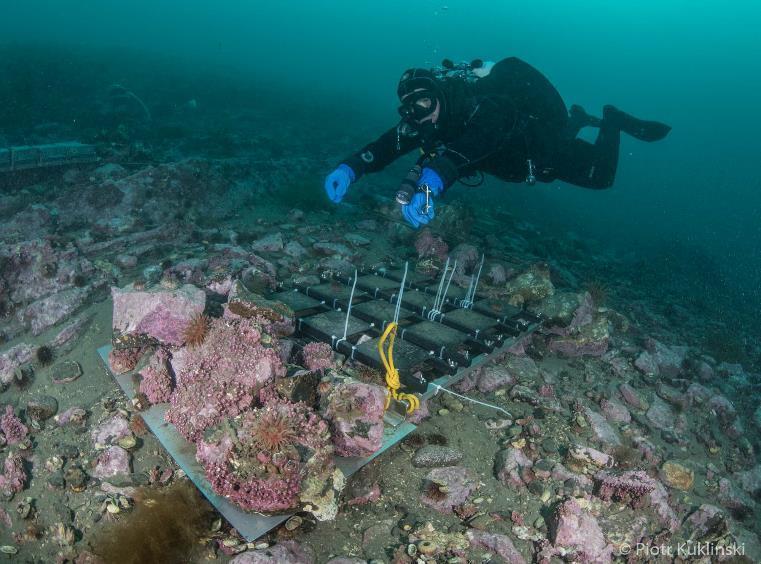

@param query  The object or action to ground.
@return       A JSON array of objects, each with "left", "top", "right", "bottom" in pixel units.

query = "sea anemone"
[
  {"left": 584, "top": 279, "right": 608, "bottom": 306},
  {"left": 249, "top": 410, "right": 297, "bottom": 453},
  {"left": 36, "top": 345, "right": 54, "bottom": 366},
  {"left": 182, "top": 314, "right": 210, "bottom": 348}
]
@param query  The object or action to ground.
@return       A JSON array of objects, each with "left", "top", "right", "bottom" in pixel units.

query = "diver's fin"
[
  {"left": 603, "top": 105, "right": 671, "bottom": 142},
  {"left": 568, "top": 104, "right": 601, "bottom": 129}
]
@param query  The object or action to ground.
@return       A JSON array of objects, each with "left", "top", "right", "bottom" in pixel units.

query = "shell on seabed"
[{"left": 117, "top": 434, "right": 137, "bottom": 450}]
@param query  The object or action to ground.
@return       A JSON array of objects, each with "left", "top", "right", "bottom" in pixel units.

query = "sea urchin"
[
  {"left": 36, "top": 345, "right": 54, "bottom": 366},
  {"left": 182, "top": 313, "right": 210, "bottom": 348}
]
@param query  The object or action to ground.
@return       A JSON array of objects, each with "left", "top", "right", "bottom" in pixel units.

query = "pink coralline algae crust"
[
  {"left": 176, "top": 317, "right": 284, "bottom": 389},
  {"left": 549, "top": 498, "right": 613, "bottom": 564},
  {"left": 196, "top": 398, "right": 334, "bottom": 514},
  {"left": 301, "top": 342, "right": 335, "bottom": 373},
  {"left": 323, "top": 382, "right": 386, "bottom": 457},
  {"left": 138, "top": 348, "right": 174, "bottom": 404},
  {"left": 465, "top": 530, "right": 526, "bottom": 564},
  {"left": 0, "top": 453, "right": 27, "bottom": 498},
  {"left": 0, "top": 406, "right": 28, "bottom": 445},
  {"left": 475, "top": 365, "right": 515, "bottom": 393},
  {"left": 495, "top": 447, "right": 534, "bottom": 487},
  {"left": 107, "top": 347, "right": 145, "bottom": 375},
  {"left": 594, "top": 470, "right": 656, "bottom": 508},
  {"left": 229, "top": 541, "right": 315, "bottom": 564},
  {"left": 111, "top": 284, "right": 206, "bottom": 346},
  {"left": 167, "top": 376, "right": 256, "bottom": 443},
  {"left": 91, "top": 414, "right": 131, "bottom": 447},
  {"left": 92, "top": 446, "right": 132, "bottom": 478},
  {"left": 166, "top": 317, "right": 285, "bottom": 442},
  {"left": 414, "top": 229, "right": 449, "bottom": 261},
  {"left": 594, "top": 470, "right": 680, "bottom": 531}
]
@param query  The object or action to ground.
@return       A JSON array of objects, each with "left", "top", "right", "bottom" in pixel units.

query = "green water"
[{"left": 1, "top": 0, "right": 760, "bottom": 320}]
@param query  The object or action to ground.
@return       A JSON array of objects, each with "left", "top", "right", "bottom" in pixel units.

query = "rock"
[
  {"left": 115, "top": 254, "right": 138, "bottom": 269},
  {"left": 634, "top": 351, "right": 658, "bottom": 376},
  {"left": 92, "top": 163, "right": 126, "bottom": 181},
  {"left": 685, "top": 382, "right": 712, "bottom": 406},
  {"left": 660, "top": 460, "right": 694, "bottom": 491},
  {"left": 583, "top": 407, "right": 621, "bottom": 448},
  {"left": 344, "top": 233, "right": 370, "bottom": 246},
  {"left": 735, "top": 464, "right": 761, "bottom": 497},
  {"left": 450, "top": 243, "right": 479, "bottom": 274},
  {"left": 547, "top": 316, "right": 610, "bottom": 357},
  {"left": 549, "top": 498, "right": 612, "bottom": 563},
  {"left": 505, "top": 263, "right": 554, "bottom": 306},
  {"left": 531, "top": 291, "right": 582, "bottom": 326},
  {"left": 284, "top": 241, "right": 307, "bottom": 258},
  {"left": 486, "top": 263, "right": 507, "bottom": 285},
  {"left": 361, "top": 520, "right": 394, "bottom": 561},
  {"left": 26, "top": 395, "right": 58, "bottom": 422},
  {"left": 345, "top": 482, "right": 381, "bottom": 506},
  {"left": 230, "top": 540, "right": 315, "bottom": 563},
  {"left": 91, "top": 446, "right": 131, "bottom": 479},
  {"left": 599, "top": 398, "right": 631, "bottom": 423},
  {"left": 19, "top": 287, "right": 91, "bottom": 335},
  {"left": 503, "top": 355, "right": 540, "bottom": 381},
  {"left": 313, "top": 242, "right": 351, "bottom": 256},
  {"left": 476, "top": 364, "right": 515, "bottom": 393},
  {"left": 323, "top": 382, "right": 386, "bottom": 457},
  {"left": 420, "top": 466, "right": 478, "bottom": 513},
  {"left": 646, "top": 396, "right": 676, "bottom": 432},
  {"left": 0, "top": 344, "right": 34, "bottom": 386},
  {"left": 251, "top": 232, "right": 284, "bottom": 253},
  {"left": 465, "top": 530, "right": 526, "bottom": 564},
  {"left": 683, "top": 504, "right": 724, "bottom": 540},
  {"left": 91, "top": 414, "right": 131, "bottom": 448},
  {"left": 708, "top": 394, "right": 737, "bottom": 427},
  {"left": 566, "top": 445, "right": 614, "bottom": 473},
  {"left": 316, "top": 257, "right": 354, "bottom": 274},
  {"left": 551, "top": 463, "right": 594, "bottom": 491},
  {"left": 643, "top": 338, "right": 686, "bottom": 377},
  {"left": 495, "top": 447, "right": 534, "bottom": 487},
  {"left": 226, "top": 281, "right": 294, "bottom": 336},
  {"left": 51, "top": 315, "right": 90, "bottom": 348},
  {"left": 718, "top": 478, "right": 754, "bottom": 519},
  {"left": 111, "top": 284, "right": 206, "bottom": 346},
  {"left": 412, "top": 446, "right": 463, "bottom": 468},
  {"left": 618, "top": 383, "right": 647, "bottom": 411}
]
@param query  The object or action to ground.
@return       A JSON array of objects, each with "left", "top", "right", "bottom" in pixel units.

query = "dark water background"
[{"left": 2, "top": 0, "right": 760, "bottom": 335}]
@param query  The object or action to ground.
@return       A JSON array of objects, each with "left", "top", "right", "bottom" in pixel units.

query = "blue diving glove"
[
  {"left": 401, "top": 167, "right": 443, "bottom": 229},
  {"left": 324, "top": 164, "right": 355, "bottom": 203}
]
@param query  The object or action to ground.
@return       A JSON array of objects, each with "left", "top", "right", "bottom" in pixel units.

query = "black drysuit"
[{"left": 342, "top": 57, "right": 621, "bottom": 193}]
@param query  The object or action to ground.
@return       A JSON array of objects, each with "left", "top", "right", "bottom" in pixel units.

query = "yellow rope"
[{"left": 378, "top": 322, "right": 419, "bottom": 413}]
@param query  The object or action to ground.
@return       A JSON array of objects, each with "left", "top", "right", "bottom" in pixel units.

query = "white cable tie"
[
  {"left": 342, "top": 270, "right": 358, "bottom": 340},
  {"left": 431, "top": 384, "right": 512, "bottom": 417}
]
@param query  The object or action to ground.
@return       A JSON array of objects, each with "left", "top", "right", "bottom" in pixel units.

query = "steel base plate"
[{"left": 96, "top": 345, "right": 415, "bottom": 541}]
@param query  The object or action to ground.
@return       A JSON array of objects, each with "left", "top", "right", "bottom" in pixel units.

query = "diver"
[{"left": 324, "top": 57, "right": 671, "bottom": 228}]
